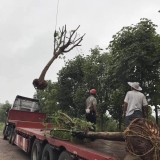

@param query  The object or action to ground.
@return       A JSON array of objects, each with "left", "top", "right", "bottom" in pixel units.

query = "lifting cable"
[
  {"left": 53, "top": 0, "right": 81, "bottom": 56},
  {"left": 54, "top": 0, "right": 60, "bottom": 35}
]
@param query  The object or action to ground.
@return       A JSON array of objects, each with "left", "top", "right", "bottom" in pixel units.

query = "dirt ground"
[{"left": 0, "top": 136, "right": 29, "bottom": 160}]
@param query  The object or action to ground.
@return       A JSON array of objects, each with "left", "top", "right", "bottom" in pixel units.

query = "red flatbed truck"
[{"left": 3, "top": 95, "right": 126, "bottom": 160}]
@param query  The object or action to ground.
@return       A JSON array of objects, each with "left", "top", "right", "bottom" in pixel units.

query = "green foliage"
[
  {"left": 0, "top": 102, "right": 11, "bottom": 122},
  {"left": 72, "top": 118, "right": 94, "bottom": 131},
  {"left": 57, "top": 55, "right": 86, "bottom": 117},
  {"left": 35, "top": 80, "right": 59, "bottom": 114},
  {"left": 108, "top": 18, "right": 160, "bottom": 94},
  {"left": 0, "top": 123, "right": 4, "bottom": 133},
  {"left": 51, "top": 129, "right": 72, "bottom": 140},
  {"left": 57, "top": 48, "right": 111, "bottom": 130},
  {"left": 106, "top": 18, "right": 160, "bottom": 128},
  {"left": 51, "top": 111, "right": 94, "bottom": 131},
  {"left": 96, "top": 114, "right": 124, "bottom": 132},
  {"left": 107, "top": 89, "right": 124, "bottom": 128},
  {"left": 49, "top": 111, "right": 94, "bottom": 140},
  {"left": 104, "top": 117, "right": 120, "bottom": 132}
]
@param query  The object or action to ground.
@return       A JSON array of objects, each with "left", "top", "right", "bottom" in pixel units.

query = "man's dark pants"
[
  {"left": 86, "top": 111, "right": 96, "bottom": 131},
  {"left": 125, "top": 110, "right": 143, "bottom": 127}
]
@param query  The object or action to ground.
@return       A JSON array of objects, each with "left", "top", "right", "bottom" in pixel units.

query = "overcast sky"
[{"left": 0, "top": 0, "right": 160, "bottom": 104}]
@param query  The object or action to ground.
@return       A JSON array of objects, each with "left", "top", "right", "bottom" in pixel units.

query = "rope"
[{"left": 124, "top": 118, "right": 160, "bottom": 160}]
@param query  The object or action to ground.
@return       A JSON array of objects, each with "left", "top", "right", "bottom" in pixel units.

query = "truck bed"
[
  {"left": 16, "top": 127, "right": 126, "bottom": 160},
  {"left": 7, "top": 105, "right": 127, "bottom": 159},
  {"left": 83, "top": 139, "right": 126, "bottom": 160}
]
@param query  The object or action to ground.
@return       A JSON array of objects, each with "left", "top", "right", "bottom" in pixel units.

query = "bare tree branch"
[
  {"left": 64, "top": 34, "right": 85, "bottom": 53},
  {"left": 33, "top": 25, "right": 85, "bottom": 90}
]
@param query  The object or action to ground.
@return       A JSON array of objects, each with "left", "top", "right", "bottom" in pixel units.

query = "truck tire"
[
  {"left": 11, "top": 128, "right": 16, "bottom": 145},
  {"left": 3, "top": 125, "right": 12, "bottom": 140},
  {"left": 58, "top": 151, "right": 73, "bottom": 160},
  {"left": 9, "top": 127, "right": 15, "bottom": 144},
  {"left": 3, "top": 125, "right": 8, "bottom": 140},
  {"left": 41, "top": 144, "right": 59, "bottom": 160},
  {"left": 31, "top": 140, "right": 42, "bottom": 160}
]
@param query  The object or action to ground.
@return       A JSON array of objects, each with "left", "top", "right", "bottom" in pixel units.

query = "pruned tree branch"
[{"left": 33, "top": 25, "right": 85, "bottom": 90}]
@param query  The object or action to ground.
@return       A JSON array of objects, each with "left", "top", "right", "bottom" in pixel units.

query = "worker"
[
  {"left": 85, "top": 89, "right": 97, "bottom": 131},
  {"left": 123, "top": 82, "right": 148, "bottom": 127}
]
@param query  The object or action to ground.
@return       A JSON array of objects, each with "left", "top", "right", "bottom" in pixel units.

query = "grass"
[{"left": 0, "top": 122, "right": 4, "bottom": 136}]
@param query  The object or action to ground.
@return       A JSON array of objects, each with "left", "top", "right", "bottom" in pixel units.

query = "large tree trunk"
[
  {"left": 83, "top": 131, "right": 125, "bottom": 141},
  {"left": 80, "top": 118, "right": 160, "bottom": 159}
]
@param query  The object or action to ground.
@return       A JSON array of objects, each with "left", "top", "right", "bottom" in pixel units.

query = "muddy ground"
[{"left": 0, "top": 136, "right": 29, "bottom": 160}]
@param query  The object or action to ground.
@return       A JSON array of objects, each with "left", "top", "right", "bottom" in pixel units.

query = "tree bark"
[{"left": 84, "top": 131, "right": 125, "bottom": 141}]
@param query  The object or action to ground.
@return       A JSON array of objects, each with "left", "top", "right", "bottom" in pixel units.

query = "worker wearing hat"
[
  {"left": 123, "top": 82, "right": 148, "bottom": 127},
  {"left": 86, "top": 89, "right": 97, "bottom": 131}
]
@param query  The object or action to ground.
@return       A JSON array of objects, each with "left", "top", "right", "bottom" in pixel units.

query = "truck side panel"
[{"left": 8, "top": 109, "right": 46, "bottom": 122}]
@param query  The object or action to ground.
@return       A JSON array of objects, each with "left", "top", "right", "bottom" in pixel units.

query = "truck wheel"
[
  {"left": 31, "top": 140, "right": 42, "bottom": 160},
  {"left": 41, "top": 144, "right": 58, "bottom": 160},
  {"left": 8, "top": 127, "right": 15, "bottom": 144},
  {"left": 3, "top": 125, "right": 12, "bottom": 140},
  {"left": 58, "top": 151, "right": 73, "bottom": 160},
  {"left": 3, "top": 125, "right": 8, "bottom": 140},
  {"left": 9, "top": 128, "right": 16, "bottom": 145}
]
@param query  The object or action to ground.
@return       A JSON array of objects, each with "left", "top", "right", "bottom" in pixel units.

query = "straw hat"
[{"left": 128, "top": 82, "right": 142, "bottom": 91}]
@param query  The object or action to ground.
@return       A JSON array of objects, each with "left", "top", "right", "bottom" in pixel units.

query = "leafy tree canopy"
[
  {"left": 0, "top": 101, "right": 11, "bottom": 122},
  {"left": 35, "top": 18, "right": 160, "bottom": 130},
  {"left": 107, "top": 18, "right": 160, "bottom": 126}
]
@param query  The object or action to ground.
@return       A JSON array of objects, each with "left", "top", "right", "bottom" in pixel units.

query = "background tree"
[
  {"left": 57, "top": 55, "right": 86, "bottom": 117},
  {"left": 34, "top": 18, "right": 160, "bottom": 131},
  {"left": 82, "top": 48, "right": 110, "bottom": 130},
  {"left": 107, "top": 18, "right": 160, "bottom": 126},
  {"left": 0, "top": 101, "right": 11, "bottom": 122},
  {"left": 57, "top": 48, "right": 111, "bottom": 130},
  {"left": 107, "top": 88, "right": 125, "bottom": 131},
  {"left": 36, "top": 80, "right": 59, "bottom": 114}
]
